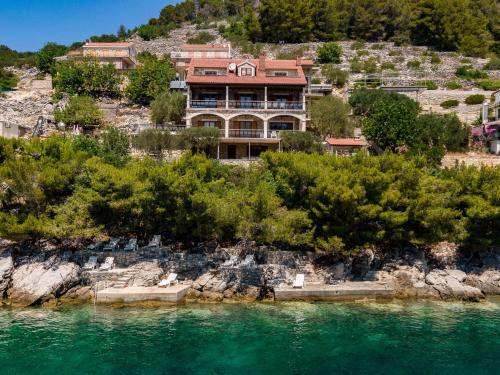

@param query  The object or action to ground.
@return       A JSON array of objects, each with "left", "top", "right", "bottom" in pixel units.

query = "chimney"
[
  {"left": 259, "top": 55, "right": 266, "bottom": 71},
  {"left": 482, "top": 102, "right": 489, "bottom": 125}
]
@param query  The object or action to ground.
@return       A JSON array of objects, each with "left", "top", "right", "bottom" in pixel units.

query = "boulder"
[
  {"left": 0, "top": 253, "right": 14, "bottom": 295},
  {"left": 391, "top": 266, "right": 439, "bottom": 299},
  {"left": 129, "top": 262, "right": 163, "bottom": 287},
  {"left": 425, "top": 269, "right": 484, "bottom": 301},
  {"left": 59, "top": 286, "right": 94, "bottom": 304},
  {"left": 9, "top": 258, "right": 80, "bottom": 307},
  {"left": 464, "top": 270, "right": 500, "bottom": 295}
]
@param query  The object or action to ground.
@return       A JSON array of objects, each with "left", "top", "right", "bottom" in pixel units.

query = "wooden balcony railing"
[{"left": 190, "top": 100, "right": 305, "bottom": 110}]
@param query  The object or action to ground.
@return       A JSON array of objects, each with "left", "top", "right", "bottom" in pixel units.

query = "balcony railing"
[
  {"left": 190, "top": 100, "right": 305, "bottom": 110},
  {"left": 228, "top": 129, "right": 265, "bottom": 138}
]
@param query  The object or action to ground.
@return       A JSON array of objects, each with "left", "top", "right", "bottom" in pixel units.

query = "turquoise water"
[{"left": 0, "top": 301, "right": 499, "bottom": 375}]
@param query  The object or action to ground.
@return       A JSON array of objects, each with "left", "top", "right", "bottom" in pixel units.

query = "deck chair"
[
  {"left": 99, "top": 257, "right": 115, "bottom": 271},
  {"left": 293, "top": 274, "right": 305, "bottom": 289},
  {"left": 148, "top": 235, "right": 161, "bottom": 248},
  {"left": 240, "top": 254, "right": 255, "bottom": 267},
  {"left": 83, "top": 256, "right": 98, "bottom": 270},
  {"left": 221, "top": 255, "right": 239, "bottom": 268},
  {"left": 158, "top": 273, "right": 178, "bottom": 288}
]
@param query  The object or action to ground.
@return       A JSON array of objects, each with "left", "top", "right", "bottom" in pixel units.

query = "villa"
[
  {"left": 183, "top": 56, "right": 316, "bottom": 159},
  {"left": 56, "top": 42, "right": 137, "bottom": 71},
  {"left": 472, "top": 90, "right": 500, "bottom": 154}
]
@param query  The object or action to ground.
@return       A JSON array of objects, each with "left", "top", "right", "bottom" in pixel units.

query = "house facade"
[
  {"left": 472, "top": 91, "right": 500, "bottom": 154},
  {"left": 184, "top": 56, "right": 314, "bottom": 159},
  {"left": 171, "top": 44, "right": 231, "bottom": 81}
]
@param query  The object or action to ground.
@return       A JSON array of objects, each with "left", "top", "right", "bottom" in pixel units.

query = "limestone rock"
[
  {"left": 129, "top": 262, "right": 163, "bottom": 287},
  {"left": 9, "top": 258, "right": 80, "bottom": 307},
  {"left": 464, "top": 270, "right": 500, "bottom": 295},
  {"left": 0, "top": 253, "right": 14, "bottom": 295},
  {"left": 425, "top": 269, "right": 484, "bottom": 301},
  {"left": 59, "top": 286, "right": 94, "bottom": 304}
]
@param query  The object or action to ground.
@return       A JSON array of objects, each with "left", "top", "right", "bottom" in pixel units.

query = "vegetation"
[
  {"left": 187, "top": 31, "right": 216, "bottom": 44},
  {"left": 0, "top": 45, "right": 36, "bottom": 68},
  {"left": 0, "top": 69, "right": 18, "bottom": 90},
  {"left": 36, "top": 43, "right": 68, "bottom": 75},
  {"left": 464, "top": 94, "right": 485, "bottom": 105},
  {"left": 455, "top": 66, "right": 489, "bottom": 80},
  {"left": 132, "top": 128, "right": 175, "bottom": 158},
  {"left": 54, "top": 96, "right": 104, "bottom": 127},
  {"left": 309, "top": 96, "right": 353, "bottom": 140},
  {"left": 476, "top": 80, "right": 500, "bottom": 91},
  {"left": 317, "top": 43, "right": 343, "bottom": 64},
  {"left": 177, "top": 127, "right": 220, "bottom": 154},
  {"left": 446, "top": 81, "right": 462, "bottom": 90},
  {"left": 126, "top": 54, "right": 176, "bottom": 105},
  {"left": 1, "top": 136, "right": 499, "bottom": 252},
  {"left": 53, "top": 59, "right": 122, "bottom": 98},
  {"left": 150, "top": 91, "right": 186, "bottom": 125},
  {"left": 420, "top": 80, "right": 438, "bottom": 90},
  {"left": 484, "top": 57, "right": 500, "bottom": 71},
  {"left": 441, "top": 99, "right": 460, "bottom": 108},
  {"left": 321, "top": 65, "right": 348, "bottom": 87},
  {"left": 137, "top": 24, "right": 162, "bottom": 41},
  {"left": 407, "top": 59, "right": 421, "bottom": 70},
  {"left": 280, "top": 132, "right": 323, "bottom": 153}
]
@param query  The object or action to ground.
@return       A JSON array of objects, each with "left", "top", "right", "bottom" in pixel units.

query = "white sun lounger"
[
  {"left": 221, "top": 255, "right": 239, "bottom": 268},
  {"left": 99, "top": 257, "right": 115, "bottom": 271},
  {"left": 158, "top": 273, "right": 178, "bottom": 288},
  {"left": 83, "top": 256, "right": 98, "bottom": 270},
  {"left": 293, "top": 274, "right": 305, "bottom": 288}
]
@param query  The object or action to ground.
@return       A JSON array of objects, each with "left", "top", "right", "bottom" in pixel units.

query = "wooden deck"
[
  {"left": 96, "top": 285, "right": 191, "bottom": 304},
  {"left": 274, "top": 281, "right": 395, "bottom": 301}
]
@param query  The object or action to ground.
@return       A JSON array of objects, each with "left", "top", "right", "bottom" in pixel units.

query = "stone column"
[
  {"left": 301, "top": 120, "right": 307, "bottom": 132},
  {"left": 226, "top": 86, "right": 229, "bottom": 109},
  {"left": 264, "top": 86, "right": 268, "bottom": 109},
  {"left": 263, "top": 119, "right": 268, "bottom": 138},
  {"left": 187, "top": 86, "right": 191, "bottom": 109},
  {"left": 224, "top": 119, "right": 229, "bottom": 138},
  {"left": 186, "top": 118, "right": 191, "bottom": 128}
]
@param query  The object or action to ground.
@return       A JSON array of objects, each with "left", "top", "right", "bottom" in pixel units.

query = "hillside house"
[
  {"left": 171, "top": 44, "right": 231, "bottom": 82},
  {"left": 184, "top": 56, "right": 316, "bottom": 159},
  {"left": 472, "top": 90, "right": 500, "bottom": 154}
]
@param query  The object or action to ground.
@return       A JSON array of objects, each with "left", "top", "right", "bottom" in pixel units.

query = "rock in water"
[
  {"left": 9, "top": 258, "right": 80, "bottom": 307},
  {"left": 0, "top": 253, "right": 14, "bottom": 295},
  {"left": 425, "top": 269, "right": 484, "bottom": 302}
]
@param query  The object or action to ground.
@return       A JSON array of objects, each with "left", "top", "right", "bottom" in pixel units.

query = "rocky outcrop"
[
  {"left": 9, "top": 257, "right": 80, "bottom": 307},
  {"left": 425, "top": 269, "right": 484, "bottom": 302},
  {"left": 464, "top": 270, "right": 500, "bottom": 295},
  {"left": 129, "top": 262, "right": 164, "bottom": 287},
  {"left": 0, "top": 253, "right": 14, "bottom": 296}
]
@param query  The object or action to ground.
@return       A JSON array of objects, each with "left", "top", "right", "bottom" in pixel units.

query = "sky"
[{"left": 0, "top": 0, "right": 176, "bottom": 52}]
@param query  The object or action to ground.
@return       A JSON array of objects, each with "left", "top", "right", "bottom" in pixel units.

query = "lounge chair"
[
  {"left": 103, "top": 238, "right": 120, "bottom": 252},
  {"left": 148, "top": 235, "right": 161, "bottom": 249},
  {"left": 83, "top": 256, "right": 98, "bottom": 271},
  {"left": 293, "top": 274, "right": 305, "bottom": 289},
  {"left": 240, "top": 254, "right": 255, "bottom": 267},
  {"left": 158, "top": 273, "right": 178, "bottom": 288},
  {"left": 86, "top": 241, "right": 104, "bottom": 252},
  {"left": 99, "top": 257, "right": 115, "bottom": 271},
  {"left": 124, "top": 238, "right": 138, "bottom": 252}
]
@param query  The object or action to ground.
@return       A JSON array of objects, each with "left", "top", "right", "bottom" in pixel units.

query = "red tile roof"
[
  {"left": 84, "top": 42, "right": 134, "bottom": 48},
  {"left": 327, "top": 138, "right": 368, "bottom": 146},
  {"left": 186, "top": 58, "right": 308, "bottom": 86}
]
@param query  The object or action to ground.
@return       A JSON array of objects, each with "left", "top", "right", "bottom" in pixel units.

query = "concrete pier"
[
  {"left": 274, "top": 282, "right": 395, "bottom": 301},
  {"left": 96, "top": 285, "right": 191, "bottom": 304}
]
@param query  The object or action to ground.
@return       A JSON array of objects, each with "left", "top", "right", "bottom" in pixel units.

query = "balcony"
[{"left": 189, "top": 100, "right": 304, "bottom": 110}]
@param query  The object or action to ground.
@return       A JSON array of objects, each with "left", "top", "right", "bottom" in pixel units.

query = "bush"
[
  {"left": 446, "top": 81, "right": 462, "bottom": 90},
  {"left": 276, "top": 46, "right": 307, "bottom": 60},
  {"left": 53, "top": 59, "right": 122, "bottom": 98},
  {"left": 440, "top": 99, "right": 460, "bottom": 108},
  {"left": 311, "top": 78, "right": 321, "bottom": 84},
  {"left": 178, "top": 127, "right": 220, "bottom": 153},
  {"left": 0, "top": 68, "right": 18, "bottom": 89},
  {"left": 484, "top": 57, "right": 500, "bottom": 70},
  {"left": 357, "top": 49, "right": 369, "bottom": 57},
  {"left": 430, "top": 53, "right": 441, "bottom": 65},
  {"left": 321, "top": 64, "right": 349, "bottom": 87},
  {"left": 132, "top": 128, "right": 175, "bottom": 158},
  {"left": 317, "top": 43, "right": 343, "bottom": 64},
  {"left": 310, "top": 96, "right": 353, "bottom": 139},
  {"left": 187, "top": 31, "right": 215, "bottom": 44},
  {"left": 420, "top": 80, "right": 438, "bottom": 90},
  {"left": 388, "top": 50, "right": 402, "bottom": 56},
  {"left": 381, "top": 62, "right": 396, "bottom": 71},
  {"left": 126, "top": 55, "right": 176, "bottom": 105},
  {"left": 100, "top": 127, "right": 130, "bottom": 167},
  {"left": 280, "top": 132, "right": 323, "bottom": 153},
  {"left": 36, "top": 43, "right": 68, "bottom": 75},
  {"left": 54, "top": 96, "right": 104, "bottom": 127},
  {"left": 407, "top": 59, "right": 421, "bottom": 69},
  {"left": 455, "top": 66, "right": 488, "bottom": 80},
  {"left": 351, "top": 41, "right": 366, "bottom": 50},
  {"left": 476, "top": 79, "right": 500, "bottom": 91},
  {"left": 464, "top": 94, "right": 485, "bottom": 105},
  {"left": 371, "top": 44, "right": 384, "bottom": 50}
]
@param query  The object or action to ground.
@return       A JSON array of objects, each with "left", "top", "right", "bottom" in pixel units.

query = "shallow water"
[{"left": 0, "top": 300, "right": 499, "bottom": 374}]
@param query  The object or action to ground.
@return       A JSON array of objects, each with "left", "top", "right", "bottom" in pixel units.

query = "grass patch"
[
  {"left": 441, "top": 99, "right": 460, "bottom": 108},
  {"left": 446, "top": 81, "right": 463, "bottom": 90}
]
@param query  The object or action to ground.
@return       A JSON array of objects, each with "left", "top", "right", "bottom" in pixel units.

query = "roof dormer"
[{"left": 237, "top": 61, "right": 256, "bottom": 77}]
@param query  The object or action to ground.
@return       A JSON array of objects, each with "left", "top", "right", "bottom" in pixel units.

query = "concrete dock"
[
  {"left": 274, "top": 281, "right": 395, "bottom": 301},
  {"left": 96, "top": 285, "right": 191, "bottom": 304}
]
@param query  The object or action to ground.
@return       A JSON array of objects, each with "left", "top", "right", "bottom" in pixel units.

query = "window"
[
  {"left": 240, "top": 67, "right": 253, "bottom": 76},
  {"left": 204, "top": 70, "right": 218, "bottom": 76},
  {"left": 270, "top": 122, "right": 293, "bottom": 131},
  {"left": 274, "top": 71, "right": 288, "bottom": 77},
  {"left": 203, "top": 121, "right": 217, "bottom": 128}
]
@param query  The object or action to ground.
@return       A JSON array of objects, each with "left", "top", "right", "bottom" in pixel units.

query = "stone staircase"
[
  {"left": 296, "top": 263, "right": 325, "bottom": 286},
  {"left": 109, "top": 270, "right": 137, "bottom": 289}
]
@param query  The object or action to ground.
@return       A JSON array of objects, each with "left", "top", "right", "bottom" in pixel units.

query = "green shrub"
[
  {"left": 460, "top": 58, "right": 472, "bottom": 64},
  {"left": 388, "top": 50, "right": 402, "bottom": 56},
  {"left": 311, "top": 78, "right": 321, "bottom": 84},
  {"left": 421, "top": 80, "right": 438, "bottom": 90},
  {"left": 54, "top": 95, "right": 104, "bottom": 127},
  {"left": 381, "top": 62, "right": 396, "bottom": 70},
  {"left": 484, "top": 57, "right": 500, "bottom": 70},
  {"left": 36, "top": 43, "right": 68, "bottom": 75},
  {"left": 317, "top": 43, "right": 343, "bottom": 64},
  {"left": 0, "top": 68, "right": 18, "bottom": 89},
  {"left": 137, "top": 24, "right": 161, "bottom": 41},
  {"left": 446, "top": 81, "right": 462, "bottom": 90},
  {"left": 276, "top": 46, "right": 307, "bottom": 60},
  {"left": 132, "top": 128, "right": 175, "bottom": 158},
  {"left": 407, "top": 59, "right": 421, "bottom": 69},
  {"left": 351, "top": 41, "right": 366, "bottom": 50},
  {"left": 357, "top": 49, "right": 369, "bottom": 57},
  {"left": 150, "top": 91, "right": 186, "bottom": 125},
  {"left": 430, "top": 53, "right": 441, "bottom": 65},
  {"left": 371, "top": 44, "right": 384, "bottom": 50},
  {"left": 440, "top": 99, "right": 460, "bottom": 108},
  {"left": 392, "top": 56, "right": 405, "bottom": 64},
  {"left": 476, "top": 79, "right": 500, "bottom": 91},
  {"left": 280, "top": 131, "right": 323, "bottom": 153},
  {"left": 455, "top": 65, "right": 488, "bottom": 80},
  {"left": 187, "top": 31, "right": 215, "bottom": 44},
  {"left": 464, "top": 94, "right": 485, "bottom": 105},
  {"left": 321, "top": 64, "right": 349, "bottom": 87}
]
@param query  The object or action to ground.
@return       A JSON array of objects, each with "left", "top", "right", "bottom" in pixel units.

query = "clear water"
[{"left": 0, "top": 300, "right": 499, "bottom": 375}]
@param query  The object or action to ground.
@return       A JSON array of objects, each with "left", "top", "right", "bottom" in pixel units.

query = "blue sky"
[{"left": 0, "top": 0, "right": 176, "bottom": 51}]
